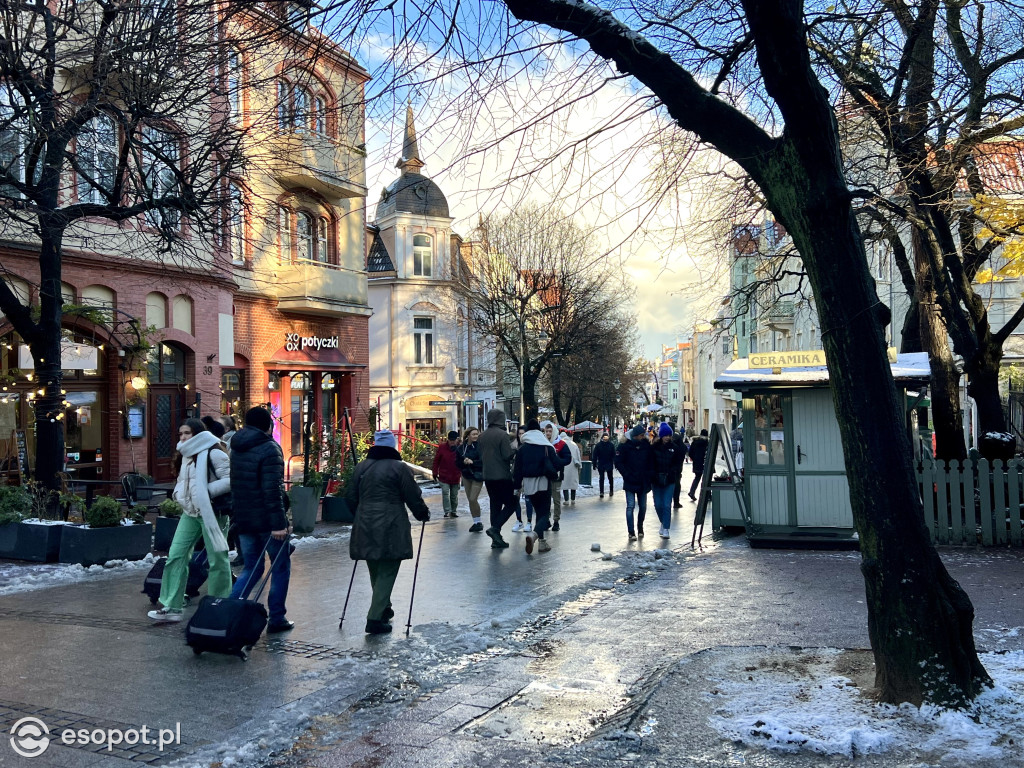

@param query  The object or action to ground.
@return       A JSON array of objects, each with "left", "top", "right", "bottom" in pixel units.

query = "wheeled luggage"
[{"left": 141, "top": 549, "right": 209, "bottom": 604}]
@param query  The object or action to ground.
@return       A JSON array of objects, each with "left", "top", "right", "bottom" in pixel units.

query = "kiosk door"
[{"left": 790, "top": 389, "right": 853, "bottom": 528}]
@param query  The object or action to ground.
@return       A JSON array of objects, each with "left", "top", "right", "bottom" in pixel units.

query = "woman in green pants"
[
  {"left": 346, "top": 430, "right": 430, "bottom": 634},
  {"left": 148, "top": 418, "right": 233, "bottom": 623}
]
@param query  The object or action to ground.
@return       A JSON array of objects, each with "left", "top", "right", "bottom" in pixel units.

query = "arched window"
[
  {"left": 276, "top": 73, "right": 332, "bottom": 136},
  {"left": 172, "top": 295, "right": 193, "bottom": 334},
  {"left": 313, "top": 96, "right": 326, "bottom": 135},
  {"left": 76, "top": 115, "right": 118, "bottom": 204},
  {"left": 293, "top": 87, "right": 310, "bottom": 133},
  {"left": 228, "top": 183, "right": 245, "bottom": 264},
  {"left": 146, "top": 292, "right": 167, "bottom": 329},
  {"left": 413, "top": 234, "right": 432, "bottom": 277},
  {"left": 316, "top": 217, "right": 328, "bottom": 262},
  {"left": 296, "top": 211, "right": 314, "bottom": 261}
]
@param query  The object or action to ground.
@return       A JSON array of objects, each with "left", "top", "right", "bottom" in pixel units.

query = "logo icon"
[{"left": 10, "top": 717, "right": 50, "bottom": 758}]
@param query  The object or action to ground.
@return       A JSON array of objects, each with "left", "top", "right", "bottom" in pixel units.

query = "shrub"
[
  {"left": 0, "top": 485, "right": 32, "bottom": 525},
  {"left": 158, "top": 498, "right": 184, "bottom": 518},
  {"left": 85, "top": 496, "right": 124, "bottom": 528},
  {"left": 129, "top": 505, "right": 148, "bottom": 524}
]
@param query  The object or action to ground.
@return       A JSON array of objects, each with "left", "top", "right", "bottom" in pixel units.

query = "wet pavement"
[{"left": 0, "top": 482, "right": 1022, "bottom": 768}]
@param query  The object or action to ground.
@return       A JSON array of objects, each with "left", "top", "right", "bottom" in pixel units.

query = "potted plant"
[
  {"left": 154, "top": 497, "right": 184, "bottom": 551},
  {"left": 0, "top": 484, "right": 67, "bottom": 562},
  {"left": 58, "top": 495, "right": 153, "bottom": 566},
  {"left": 290, "top": 469, "right": 322, "bottom": 534}
]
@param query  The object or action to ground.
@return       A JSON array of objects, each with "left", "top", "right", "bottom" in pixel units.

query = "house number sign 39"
[{"left": 285, "top": 333, "right": 340, "bottom": 352}]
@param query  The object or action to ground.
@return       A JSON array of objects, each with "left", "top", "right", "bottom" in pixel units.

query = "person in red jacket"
[{"left": 432, "top": 430, "right": 463, "bottom": 518}]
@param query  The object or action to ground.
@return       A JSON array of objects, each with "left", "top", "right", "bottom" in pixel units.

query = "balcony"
[
  {"left": 261, "top": 132, "right": 367, "bottom": 202},
  {"left": 767, "top": 300, "right": 795, "bottom": 330},
  {"left": 276, "top": 260, "right": 371, "bottom": 318}
]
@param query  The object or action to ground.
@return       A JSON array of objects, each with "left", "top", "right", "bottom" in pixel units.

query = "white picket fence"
[{"left": 916, "top": 458, "right": 1024, "bottom": 547}]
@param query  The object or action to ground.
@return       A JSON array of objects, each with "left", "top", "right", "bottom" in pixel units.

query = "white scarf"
[
  {"left": 176, "top": 431, "right": 229, "bottom": 552},
  {"left": 521, "top": 429, "right": 553, "bottom": 447}
]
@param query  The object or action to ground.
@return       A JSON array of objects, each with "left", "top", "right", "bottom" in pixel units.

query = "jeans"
[
  {"left": 624, "top": 488, "right": 648, "bottom": 535},
  {"left": 439, "top": 482, "right": 460, "bottom": 516},
  {"left": 366, "top": 559, "right": 401, "bottom": 622},
  {"left": 159, "top": 514, "right": 232, "bottom": 611},
  {"left": 652, "top": 485, "right": 674, "bottom": 530},
  {"left": 598, "top": 468, "right": 614, "bottom": 495},
  {"left": 230, "top": 532, "right": 291, "bottom": 625},
  {"left": 527, "top": 489, "right": 551, "bottom": 537},
  {"left": 463, "top": 478, "right": 483, "bottom": 518},
  {"left": 689, "top": 467, "right": 704, "bottom": 499},
  {"left": 485, "top": 478, "right": 517, "bottom": 530},
  {"left": 516, "top": 494, "right": 533, "bottom": 522}
]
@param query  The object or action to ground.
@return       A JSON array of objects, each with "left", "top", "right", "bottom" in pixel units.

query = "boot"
[{"left": 365, "top": 619, "right": 393, "bottom": 634}]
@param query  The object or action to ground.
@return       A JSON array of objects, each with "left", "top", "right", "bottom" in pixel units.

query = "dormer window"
[{"left": 413, "top": 234, "right": 432, "bottom": 277}]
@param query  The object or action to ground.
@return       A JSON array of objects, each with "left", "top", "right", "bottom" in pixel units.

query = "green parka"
[{"left": 346, "top": 445, "right": 429, "bottom": 561}]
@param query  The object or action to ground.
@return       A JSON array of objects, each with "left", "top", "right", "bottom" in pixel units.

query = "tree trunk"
[
  {"left": 31, "top": 232, "right": 66, "bottom": 490},
  {"left": 966, "top": 347, "right": 1008, "bottom": 438}
]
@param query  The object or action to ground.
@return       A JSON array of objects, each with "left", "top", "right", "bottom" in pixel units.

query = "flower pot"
[
  {"left": 154, "top": 516, "right": 180, "bottom": 552},
  {"left": 321, "top": 495, "right": 353, "bottom": 524},
  {"left": 0, "top": 521, "right": 66, "bottom": 562},
  {"left": 289, "top": 486, "right": 320, "bottom": 534},
  {"left": 58, "top": 522, "right": 153, "bottom": 566}
]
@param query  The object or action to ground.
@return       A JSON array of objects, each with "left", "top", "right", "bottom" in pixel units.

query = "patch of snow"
[
  {"left": 18, "top": 518, "right": 69, "bottom": 526},
  {"left": 0, "top": 553, "right": 157, "bottom": 596}
]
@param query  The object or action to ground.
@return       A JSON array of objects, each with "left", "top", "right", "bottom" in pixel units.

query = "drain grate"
[
  {"left": 0, "top": 609, "right": 167, "bottom": 635},
  {"left": 257, "top": 638, "right": 370, "bottom": 660}
]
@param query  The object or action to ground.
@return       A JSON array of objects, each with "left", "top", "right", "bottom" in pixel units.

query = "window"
[
  {"left": 76, "top": 115, "right": 117, "bottom": 204},
  {"left": 413, "top": 234, "right": 432, "bottom": 277},
  {"left": 228, "top": 183, "right": 245, "bottom": 264},
  {"left": 148, "top": 342, "right": 186, "bottom": 383},
  {"left": 752, "top": 393, "right": 785, "bottom": 466},
  {"left": 293, "top": 87, "right": 310, "bottom": 133},
  {"left": 280, "top": 207, "right": 330, "bottom": 263},
  {"left": 278, "top": 206, "right": 292, "bottom": 260},
  {"left": 313, "top": 96, "right": 326, "bottom": 135},
  {"left": 316, "top": 217, "right": 328, "bottom": 262},
  {"left": 277, "top": 81, "right": 291, "bottom": 130},
  {"left": 142, "top": 126, "right": 179, "bottom": 229},
  {"left": 276, "top": 76, "right": 330, "bottom": 135},
  {"left": 413, "top": 317, "right": 434, "bottom": 365},
  {"left": 0, "top": 88, "right": 27, "bottom": 197},
  {"left": 226, "top": 49, "right": 242, "bottom": 123},
  {"left": 297, "top": 211, "right": 314, "bottom": 260},
  {"left": 287, "top": 3, "right": 308, "bottom": 29}
]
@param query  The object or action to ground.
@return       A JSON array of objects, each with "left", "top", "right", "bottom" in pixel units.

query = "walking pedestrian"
[
  {"left": 614, "top": 424, "right": 654, "bottom": 540},
  {"left": 687, "top": 428, "right": 710, "bottom": 501},
  {"left": 509, "top": 426, "right": 532, "bottom": 532},
  {"left": 431, "top": 430, "right": 462, "bottom": 518},
  {"left": 513, "top": 419, "right": 559, "bottom": 554},
  {"left": 592, "top": 432, "right": 616, "bottom": 499},
  {"left": 541, "top": 421, "right": 572, "bottom": 531},
  {"left": 148, "top": 418, "right": 233, "bottom": 623},
  {"left": 346, "top": 430, "right": 430, "bottom": 634},
  {"left": 457, "top": 427, "right": 485, "bottom": 532},
  {"left": 561, "top": 432, "right": 583, "bottom": 505},
  {"left": 479, "top": 409, "right": 517, "bottom": 549},
  {"left": 228, "top": 407, "right": 294, "bottom": 633},
  {"left": 218, "top": 415, "right": 237, "bottom": 449},
  {"left": 671, "top": 425, "right": 688, "bottom": 508},
  {"left": 651, "top": 422, "right": 684, "bottom": 538}
]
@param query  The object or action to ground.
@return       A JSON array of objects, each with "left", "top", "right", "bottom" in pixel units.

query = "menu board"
[
  {"left": 15, "top": 429, "right": 28, "bottom": 475},
  {"left": 125, "top": 405, "right": 145, "bottom": 439}
]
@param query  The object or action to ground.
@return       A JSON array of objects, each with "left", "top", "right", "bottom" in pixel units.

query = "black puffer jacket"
[
  {"left": 347, "top": 445, "right": 429, "bottom": 561},
  {"left": 512, "top": 440, "right": 558, "bottom": 492},
  {"left": 651, "top": 440, "right": 684, "bottom": 487},
  {"left": 614, "top": 438, "right": 654, "bottom": 492},
  {"left": 457, "top": 440, "right": 483, "bottom": 482},
  {"left": 688, "top": 435, "right": 709, "bottom": 472},
  {"left": 591, "top": 439, "right": 617, "bottom": 471},
  {"left": 229, "top": 426, "right": 287, "bottom": 534}
]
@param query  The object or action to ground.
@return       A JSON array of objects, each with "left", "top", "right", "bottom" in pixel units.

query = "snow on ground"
[
  {"left": 703, "top": 645, "right": 1024, "bottom": 764},
  {"left": 0, "top": 553, "right": 158, "bottom": 596}
]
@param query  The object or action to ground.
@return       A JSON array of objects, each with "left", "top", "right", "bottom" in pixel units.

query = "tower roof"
[
  {"left": 376, "top": 105, "right": 450, "bottom": 220},
  {"left": 397, "top": 104, "right": 424, "bottom": 174}
]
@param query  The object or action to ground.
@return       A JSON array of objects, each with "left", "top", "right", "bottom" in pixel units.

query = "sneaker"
[
  {"left": 571, "top": 500, "right": 576, "bottom": 506},
  {"left": 673, "top": 503, "right": 682, "bottom": 509},
  {"left": 148, "top": 608, "right": 183, "bottom": 624},
  {"left": 450, "top": 513, "right": 459, "bottom": 518},
  {"left": 468, "top": 522, "right": 484, "bottom": 532},
  {"left": 486, "top": 527, "right": 510, "bottom": 548},
  {"left": 661, "top": 528, "right": 670, "bottom": 538},
  {"left": 525, "top": 532, "right": 536, "bottom": 554},
  {"left": 523, "top": 522, "right": 532, "bottom": 532},
  {"left": 443, "top": 512, "right": 453, "bottom": 518},
  {"left": 537, "top": 538, "right": 551, "bottom": 553},
  {"left": 511, "top": 522, "right": 524, "bottom": 532},
  {"left": 628, "top": 533, "right": 637, "bottom": 541},
  {"left": 365, "top": 619, "right": 393, "bottom": 635},
  {"left": 638, "top": 528, "right": 645, "bottom": 538},
  {"left": 552, "top": 521, "right": 560, "bottom": 532}
]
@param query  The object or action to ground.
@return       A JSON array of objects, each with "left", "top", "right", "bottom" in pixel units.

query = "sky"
[{"left": 337, "top": 13, "right": 724, "bottom": 360}]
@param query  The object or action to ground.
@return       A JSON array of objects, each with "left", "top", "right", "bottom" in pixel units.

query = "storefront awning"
[{"left": 264, "top": 344, "right": 367, "bottom": 371}]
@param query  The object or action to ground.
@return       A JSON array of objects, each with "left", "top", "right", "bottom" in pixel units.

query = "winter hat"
[
  {"left": 659, "top": 422, "right": 673, "bottom": 438},
  {"left": 245, "top": 406, "right": 273, "bottom": 433},
  {"left": 526, "top": 418, "right": 542, "bottom": 431},
  {"left": 630, "top": 425, "right": 645, "bottom": 439},
  {"left": 447, "top": 430, "right": 459, "bottom": 441},
  {"left": 374, "top": 429, "right": 397, "bottom": 449},
  {"left": 700, "top": 429, "right": 709, "bottom": 436},
  {"left": 540, "top": 420, "right": 555, "bottom": 431}
]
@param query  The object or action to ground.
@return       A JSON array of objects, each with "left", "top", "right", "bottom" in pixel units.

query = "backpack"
[{"left": 207, "top": 448, "right": 233, "bottom": 517}]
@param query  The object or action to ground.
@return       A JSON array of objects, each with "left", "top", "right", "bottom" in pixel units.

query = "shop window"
[
  {"left": 148, "top": 342, "right": 187, "bottom": 383},
  {"left": 752, "top": 393, "right": 785, "bottom": 466},
  {"left": 413, "top": 234, "right": 432, "bottom": 276},
  {"left": 413, "top": 317, "right": 433, "bottom": 365},
  {"left": 146, "top": 292, "right": 167, "bottom": 329},
  {"left": 76, "top": 114, "right": 118, "bottom": 205},
  {"left": 172, "top": 295, "right": 192, "bottom": 334},
  {"left": 220, "top": 368, "right": 245, "bottom": 417}
]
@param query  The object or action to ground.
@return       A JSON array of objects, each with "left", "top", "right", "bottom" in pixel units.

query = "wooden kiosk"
[{"left": 712, "top": 350, "right": 930, "bottom": 547}]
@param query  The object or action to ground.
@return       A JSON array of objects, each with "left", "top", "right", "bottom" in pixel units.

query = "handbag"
[{"left": 207, "top": 449, "right": 233, "bottom": 517}]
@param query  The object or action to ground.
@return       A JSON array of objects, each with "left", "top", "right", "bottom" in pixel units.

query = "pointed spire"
[{"left": 397, "top": 103, "right": 425, "bottom": 173}]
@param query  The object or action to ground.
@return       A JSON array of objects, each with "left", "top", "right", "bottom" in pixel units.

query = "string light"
[{"left": 25, "top": 373, "right": 33, "bottom": 381}]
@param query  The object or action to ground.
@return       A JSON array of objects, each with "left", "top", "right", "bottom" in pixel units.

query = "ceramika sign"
[
  {"left": 285, "top": 333, "right": 340, "bottom": 352},
  {"left": 749, "top": 350, "right": 827, "bottom": 368}
]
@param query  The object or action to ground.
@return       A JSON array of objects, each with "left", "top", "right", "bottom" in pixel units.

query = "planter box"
[
  {"left": 0, "top": 521, "right": 66, "bottom": 562},
  {"left": 321, "top": 496, "right": 353, "bottom": 524},
  {"left": 154, "top": 516, "right": 180, "bottom": 552},
  {"left": 290, "top": 486, "right": 320, "bottom": 534},
  {"left": 58, "top": 522, "right": 153, "bottom": 566}
]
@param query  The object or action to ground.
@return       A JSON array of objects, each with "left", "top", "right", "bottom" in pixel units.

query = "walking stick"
[
  {"left": 406, "top": 520, "right": 426, "bottom": 637},
  {"left": 338, "top": 559, "right": 359, "bottom": 630}
]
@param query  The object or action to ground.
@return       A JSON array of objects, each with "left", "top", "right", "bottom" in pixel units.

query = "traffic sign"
[{"left": 428, "top": 400, "right": 460, "bottom": 406}]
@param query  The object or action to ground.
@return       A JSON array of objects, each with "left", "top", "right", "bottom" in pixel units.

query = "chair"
[{"left": 120, "top": 472, "right": 155, "bottom": 507}]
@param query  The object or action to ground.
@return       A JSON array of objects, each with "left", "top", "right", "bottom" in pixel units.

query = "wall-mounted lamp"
[{"left": 130, "top": 376, "right": 147, "bottom": 390}]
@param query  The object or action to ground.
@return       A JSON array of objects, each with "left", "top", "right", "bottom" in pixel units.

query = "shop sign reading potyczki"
[{"left": 285, "top": 333, "right": 340, "bottom": 352}]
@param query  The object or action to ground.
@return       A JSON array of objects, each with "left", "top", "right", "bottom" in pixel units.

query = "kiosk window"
[{"left": 753, "top": 393, "right": 785, "bottom": 466}]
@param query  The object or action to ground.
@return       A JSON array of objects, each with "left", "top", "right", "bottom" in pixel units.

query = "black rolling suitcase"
[
  {"left": 142, "top": 550, "right": 210, "bottom": 604},
  {"left": 184, "top": 540, "right": 281, "bottom": 660}
]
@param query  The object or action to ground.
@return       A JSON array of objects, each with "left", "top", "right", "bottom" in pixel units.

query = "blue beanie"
[
  {"left": 659, "top": 422, "right": 673, "bottom": 438},
  {"left": 630, "top": 425, "right": 645, "bottom": 439},
  {"left": 374, "top": 429, "right": 397, "bottom": 449}
]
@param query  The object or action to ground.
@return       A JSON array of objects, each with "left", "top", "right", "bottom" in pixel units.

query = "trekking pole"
[
  {"left": 405, "top": 519, "right": 426, "bottom": 637},
  {"left": 338, "top": 559, "right": 359, "bottom": 630}
]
